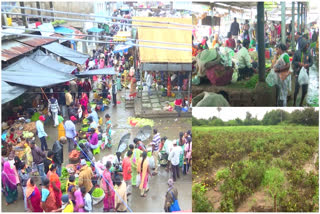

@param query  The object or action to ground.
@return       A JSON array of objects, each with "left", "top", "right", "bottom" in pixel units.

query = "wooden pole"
[
  {"left": 36, "top": 2, "right": 43, "bottom": 22},
  {"left": 297, "top": 2, "right": 300, "bottom": 33},
  {"left": 257, "top": 2, "right": 265, "bottom": 82},
  {"left": 19, "top": 2, "right": 28, "bottom": 27},
  {"left": 291, "top": 2, "right": 295, "bottom": 51},
  {"left": 281, "top": 1, "right": 286, "bottom": 44},
  {"left": 40, "top": 88, "right": 49, "bottom": 101}
]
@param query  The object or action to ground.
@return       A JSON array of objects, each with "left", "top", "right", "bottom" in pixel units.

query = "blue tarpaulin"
[
  {"left": 54, "top": 26, "right": 74, "bottom": 34},
  {"left": 1, "top": 81, "right": 28, "bottom": 104},
  {"left": 2, "top": 57, "right": 75, "bottom": 87},
  {"left": 30, "top": 49, "right": 76, "bottom": 74},
  {"left": 76, "top": 67, "right": 116, "bottom": 76},
  {"left": 42, "top": 42, "right": 89, "bottom": 64},
  {"left": 87, "top": 27, "right": 104, "bottom": 33},
  {"left": 113, "top": 41, "right": 134, "bottom": 55}
]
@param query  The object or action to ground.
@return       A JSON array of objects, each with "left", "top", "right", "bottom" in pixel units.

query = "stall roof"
[
  {"left": 29, "top": 49, "right": 76, "bottom": 74},
  {"left": 113, "top": 41, "right": 134, "bottom": 54},
  {"left": 142, "top": 63, "right": 191, "bottom": 71},
  {"left": 54, "top": 26, "right": 74, "bottom": 34},
  {"left": 15, "top": 35, "right": 58, "bottom": 47},
  {"left": 42, "top": 42, "right": 89, "bottom": 65},
  {"left": 2, "top": 57, "right": 75, "bottom": 87},
  {"left": 1, "top": 40, "right": 35, "bottom": 61},
  {"left": 76, "top": 67, "right": 116, "bottom": 76},
  {"left": 132, "top": 17, "right": 192, "bottom": 63},
  {"left": 1, "top": 81, "right": 28, "bottom": 104},
  {"left": 87, "top": 27, "right": 104, "bottom": 33}
]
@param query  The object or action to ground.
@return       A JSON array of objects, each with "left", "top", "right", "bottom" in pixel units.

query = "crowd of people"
[
  {"left": 2, "top": 59, "right": 192, "bottom": 211},
  {"left": 2, "top": 118, "right": 192, "bottom": 212},
  {"left": 192, "top": 15, "right": 318, "bottom": 106}
]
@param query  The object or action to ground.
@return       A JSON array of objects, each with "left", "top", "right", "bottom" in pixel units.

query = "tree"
[{"left": 262, "top": 110, "right": 290, "bottom": 125}]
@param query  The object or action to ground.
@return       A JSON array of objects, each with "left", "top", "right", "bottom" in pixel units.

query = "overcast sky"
[{"left": 193, "top": 107, "right": 309, "bottom": 121}]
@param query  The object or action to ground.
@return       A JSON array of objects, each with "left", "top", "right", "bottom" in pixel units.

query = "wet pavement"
[
  {"left": 306, "top": 65, "right": 319, "bottom": 106},
  {"left": 1, "top": 91, "right": 192, "bottom": 212}
]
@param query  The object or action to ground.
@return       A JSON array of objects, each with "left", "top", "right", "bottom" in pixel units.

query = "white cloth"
[
  {"left": 168, "top": 146, "right": 182, "bottom": 166},
  {"left": 146, "top": 74, "right": 153, "bottom": 87},
  {"left": 84, "top": 193, "right": 92, "bottom": 212}
]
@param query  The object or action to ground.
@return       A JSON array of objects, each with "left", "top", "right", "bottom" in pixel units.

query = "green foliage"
[
  {"left": 193, "top": 126, "right": 319, "bottom": 212},
  {"left": 193, "top": 108, "right": 319, "bottom": 126},
  {"left": 262, "top": 167, "right": 285, "bottom": 198},
  {"left": 192, "top": 183, "right": 214, "bottom": 212}
]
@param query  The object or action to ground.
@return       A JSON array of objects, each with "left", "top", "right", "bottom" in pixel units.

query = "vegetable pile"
[
  {"left": 92, "top": 188, "right": 104, "bottom": 197},
  {"left": 22, "top": 131, "right": 34, "bottom": 138},
  {"left": 128, "top": 117, "right": 154, "bottom": 127}
]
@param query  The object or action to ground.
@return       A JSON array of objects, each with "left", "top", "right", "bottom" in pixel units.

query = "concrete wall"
[{"left": 20, "top": 2, "right": 94, "bottom": 28}]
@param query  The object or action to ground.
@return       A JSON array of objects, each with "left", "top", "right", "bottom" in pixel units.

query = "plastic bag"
[
  {"left": 136, "top": 174, "right": 141, "bottom": 187},
  {"left": 266, "top": 69, "right": 278, "bottom": 87},
  {"left": 148, "top": 156, "right": 155, "bottom": 169},
  {"left": 298, "top": 67, "right": 309, "bottom": 85}
]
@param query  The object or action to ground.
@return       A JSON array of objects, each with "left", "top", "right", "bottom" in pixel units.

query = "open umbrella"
[
  {"left": 117, "top": 133, "right": 131, "bottom": 153},
  {"left": 136, "top": 125, "right": 152, "bottom": 141}
]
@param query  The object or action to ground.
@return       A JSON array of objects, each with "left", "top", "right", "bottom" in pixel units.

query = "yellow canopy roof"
[{"left": 132, "top": 17, "right": 192, "bottom": 64}]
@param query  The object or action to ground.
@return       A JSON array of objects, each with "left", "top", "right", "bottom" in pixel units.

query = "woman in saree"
[
  {"left": 105, "top": 114, "right": 112, "bottom": 149},
  {"left": 41, "top": 178, "right": 57, "bottom": 212},
  {"left": 57, "top": 115, "right": 65, "bottom": 140},
  {"left": 80, "top": 92, "right": 89, "bottom": 117},
  {"left": 26, "top": 178, "right": 43, "bottom": 212},
  {"left": 2, "top": 161, "right": 18, "bottom": 205},
  {"left": 273, "top": 43, "right": 291, "bottom": 106},
  {"left": 137, "top": 151, "right": 151, "bottom": 197},
  {"left": 178, "top": 133, "right": 186, "bottom": 168},
  {"left": 129, "top": 77, "right": 137, "bottom": 98},
  {"left": 101, "top": 161, "right": 115, "bottom": 212},
  {"left": 74, "top": 189, "right": 85, "bottom": 212},
  {"left": 131, "top": 144, "right": 142, "bottom": 186},
  {"left": 49, "top": 164, "right": 62, "bottom": 209}
]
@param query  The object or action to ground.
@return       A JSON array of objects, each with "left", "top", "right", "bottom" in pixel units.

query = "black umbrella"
[
  {"left": 136, "top": 125, "right": 152, "bottom": 141},
  {"left": 117, "top": 133, "right": 131, "bottom": 153}
]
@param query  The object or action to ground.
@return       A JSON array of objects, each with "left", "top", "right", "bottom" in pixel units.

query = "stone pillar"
[
  {"left": 281, "top": 1, "right": 286, "bottom": 44},
  {"left": 257, "top": 2, "right": 265, "bottom": 82}
]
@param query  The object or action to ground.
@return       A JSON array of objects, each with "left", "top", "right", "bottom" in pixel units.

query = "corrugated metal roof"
[
  {"left": 1, "top": 40, "right": 35, "bottom": 61},
  {"left": 15, "top": 34, "right": 59, "bottom": 47}
]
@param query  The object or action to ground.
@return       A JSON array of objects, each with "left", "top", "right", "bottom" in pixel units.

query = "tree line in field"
[{"left": 192, "top": 108, "right": 319, "bottom": 126}]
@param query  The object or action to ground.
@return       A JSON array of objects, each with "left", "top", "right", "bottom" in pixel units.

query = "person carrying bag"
[{"left": 164, "top": 179, "right": 181, "bottom": 212}]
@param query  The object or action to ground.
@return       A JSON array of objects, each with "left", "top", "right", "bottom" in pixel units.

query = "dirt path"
[
  {"left": 303, "top": 152, "right": 318, "bottom": 174},
  {"left": 237, "top": 188, "right": 273, "bottom": 212}
]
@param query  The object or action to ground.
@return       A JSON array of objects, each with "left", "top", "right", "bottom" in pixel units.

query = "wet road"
[
  {"left": 2, "top": 91, "right": 192, "bottom": 212},
  {"left": 306, "top": 65, "right": 319, "bottom": 106}
]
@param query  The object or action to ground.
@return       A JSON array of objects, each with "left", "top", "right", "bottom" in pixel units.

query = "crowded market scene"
[
  {"left": 192, "top": 1, "right": 319, "bottom": 107},
  {"left": 1, "top": 1, "right": 192, "bottom": 212}
]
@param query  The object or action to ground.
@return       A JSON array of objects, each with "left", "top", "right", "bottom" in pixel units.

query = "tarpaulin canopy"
[
  {"left": 30, "top": 49, "right": 76, "bottom": 73},
  {"left": 132, "top": 17, "right": 192, "bottom": 63},
  {"left": 1, "top": 81, "right": 28, "bottom": 104},
  {"left": 113, "top": 41, "right": 134, "bottom": 54},
  {"left": 42, "top": 42, "right": 89, "bottom": 64},
  {"left": 87, "top": 27, "right": 104, "bottom": 33},
  {"left": 2, "top": 57, "right": 75, "bottom": 87},
  {"left": 76, "top": 67, "right": 116, "bottom": 76}
]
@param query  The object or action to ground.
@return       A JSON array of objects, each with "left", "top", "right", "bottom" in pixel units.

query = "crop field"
[{"left": 192, "top": 126, "right": 319, "bottom": 212}]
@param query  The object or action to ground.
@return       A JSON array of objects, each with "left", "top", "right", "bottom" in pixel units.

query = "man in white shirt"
[
  {"left": 146, "top": 71, "right": 153, "bottom": 96},
  {"left": 81, "top": 187, "right": 92, "bottom": 212},
  {"left": 168, "top": 140, "right": 182, "bottom": 182}
]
